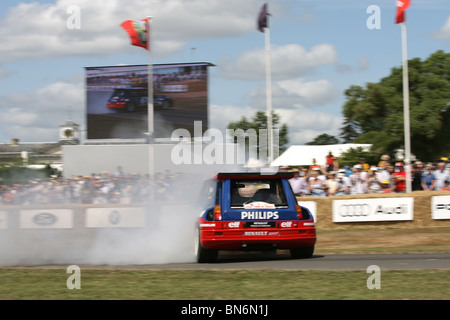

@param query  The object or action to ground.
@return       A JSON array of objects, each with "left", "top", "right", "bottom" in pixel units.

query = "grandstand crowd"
[
  {"left": 0, "top": 169, "right": 190, "bottom": 205},
  {"left": 1, "top": 154, "right": 450, "bottom": 205},
  {"left": 287, "top": 154, "right": 450, "bottom": 197}
]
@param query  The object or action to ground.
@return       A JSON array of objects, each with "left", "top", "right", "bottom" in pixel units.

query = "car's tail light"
[
  {"left": 296, "top": 205, "right": 306, "bottom": 220},
  {"left": 214, "top": 205, "right": 222, "bottom": 221}
]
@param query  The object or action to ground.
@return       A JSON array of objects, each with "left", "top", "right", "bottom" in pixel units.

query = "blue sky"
[{"left": 0, "top": 0, "right": 449, "bottom": 145}]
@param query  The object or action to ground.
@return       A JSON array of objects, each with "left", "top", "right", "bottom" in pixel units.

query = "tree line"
[{"left": 227, "top": 50, "right": 450, "bottom": 164}]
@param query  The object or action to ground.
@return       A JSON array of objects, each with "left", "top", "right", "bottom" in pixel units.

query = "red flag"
[
  {"left": 121, "top": 18, "right": 150, "bottom": 50},
  {"left": 395, "top": 0, "right": 411, "bottom": 24},
  {"left": 257, "top": 3, "right": 269, "bottom": 32}
]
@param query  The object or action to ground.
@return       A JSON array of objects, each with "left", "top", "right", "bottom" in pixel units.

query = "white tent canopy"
[{"left": 271, "top": 144, "right": 372, "bottom": 167}]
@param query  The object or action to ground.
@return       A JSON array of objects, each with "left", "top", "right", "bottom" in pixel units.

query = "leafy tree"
[
  {"left": 0, "top": 164, "right": 53, "bottom": 186},
  {"left": 340, "top": 50, "right": 450, "bottom": 162},
  {"left": 227, "top": 111, "right": 289, "bottom": 158},
  {"left": 306, "top": 133, "right": 339, "bottom": 145},
  {"left": 338, "top": 147, "right": 378, "bottom": 168}
]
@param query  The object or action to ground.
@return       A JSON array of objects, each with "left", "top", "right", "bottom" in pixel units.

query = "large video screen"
[{"left": 85, "top": 62, "right": 212, "bottom": 140}]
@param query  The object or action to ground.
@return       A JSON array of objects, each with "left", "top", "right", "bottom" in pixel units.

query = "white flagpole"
[
  {"left": 401, "top": 21, "right": 412, "bottom": 193},
  {"left": 264, "top": 0, "right": 273, "bottom": 164},
  {"left": 147, "top": 16, "right": 154, "bottom": 143}
]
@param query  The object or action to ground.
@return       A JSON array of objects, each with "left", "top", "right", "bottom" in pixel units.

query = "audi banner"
[{"left": 332, "top": 198, "right": 414, "bottom": 222}]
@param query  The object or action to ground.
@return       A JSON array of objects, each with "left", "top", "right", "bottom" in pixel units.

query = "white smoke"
[{"left": 0, "top": 156, "right": 244, "bottom": 266}]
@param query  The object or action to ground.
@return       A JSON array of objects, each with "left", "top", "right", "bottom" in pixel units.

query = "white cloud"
[
  {"left": 249, "top": 78, "right": 340, "bottom": 109},
  {"left": 433, "top": 15, "right": 450, "bottom": 39},
  {"left": 219, "top": 43, "right": 338, "bottom": 80},
  {"left": 210, "top": 77, "right": 343, "bottom": 146},
  {"left": 0, "top": 0, "right": 345, "bottom": 145},
  {"left": 277, "top": 107, "right": 343, "bottom": 144},
  {"left": 0, "top": 77, "right": 84, "bottom": 142},
  {"left": 0, "top": 0, "right": 261, "bottom": 62},
  {"left": 210, "top": 102, "right": 343, "bottom": 146}
]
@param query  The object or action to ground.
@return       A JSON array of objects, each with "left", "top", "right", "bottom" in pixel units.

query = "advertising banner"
[
  {"left": 85, "top": 62, "right": 213, "bottom": 140},
  {"left": 332, "top": 197, "right": 414, "bottom": 222},
  {"left": 19, "top": 209, "right": 73, "bottom": 229},
  {"left": 86, "top": 207, "right": 146, "bottom": 228},
  {"left": 431, "top": 195, "right": 450, "bottom": 220}
]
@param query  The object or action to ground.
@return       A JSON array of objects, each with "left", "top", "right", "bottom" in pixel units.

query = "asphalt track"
[{"left": 74, "top": 253, "right": 450, "bottom": 270}]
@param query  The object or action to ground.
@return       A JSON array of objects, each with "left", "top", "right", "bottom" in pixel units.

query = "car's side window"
[{"left": 215, "top": 181, "right": 221, "bottom": 206}]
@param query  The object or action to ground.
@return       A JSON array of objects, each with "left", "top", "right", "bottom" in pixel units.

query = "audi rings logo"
[{"left": 338, "top": 204, "right": 370, "bottom": 217}]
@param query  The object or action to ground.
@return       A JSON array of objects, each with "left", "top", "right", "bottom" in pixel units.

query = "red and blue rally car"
[{"left": 195, "top": 172, "right": 316, "bottom": 263}]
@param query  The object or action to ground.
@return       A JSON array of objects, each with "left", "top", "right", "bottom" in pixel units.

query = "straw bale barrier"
[{"left": 299, "top": 190, "right": 450, "bottom": 230}]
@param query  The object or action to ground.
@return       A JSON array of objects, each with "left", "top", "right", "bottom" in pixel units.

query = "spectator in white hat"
[{"left": 349, "top": 164, "right": 368, "bottom": 194}]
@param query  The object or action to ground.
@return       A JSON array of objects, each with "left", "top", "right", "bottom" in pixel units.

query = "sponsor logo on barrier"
[
  {"left": 431, "top": 196, "right": 450, "bottom": 220},
  {"left": 375, "top": 204, "right": 407, "bottom": 215},
  {"left": 86, "top": 207, "right": 145, "bottom": 228},
  {"left": 32, "top": 212, "right": 58, "bottom": 226},
  {"left": 108, "top": 210, "right": 121, "bottom": 225},
  {"left": 333, "top": 198, "right": 413, "bottom": 222},
  {"left": 338, "top": 204, "right": 370, "bottom": 217},
  {"left": 20, "top": 209, "right": 73, "bottom": 229}
]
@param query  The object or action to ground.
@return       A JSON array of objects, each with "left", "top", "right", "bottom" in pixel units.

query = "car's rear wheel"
[
  {"left": 195, "top": 227, "right": 218, "bottom": 263},
  {"left": 290, "top": 246, "right": 314, "bottom": 259}
]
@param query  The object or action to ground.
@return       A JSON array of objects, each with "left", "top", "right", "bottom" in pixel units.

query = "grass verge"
[
  {"left": 315, "top": 227, "right": 450, "bottom": 254},
  {"left": 0, "top": 268, "right": 448, "bottom": 300}
]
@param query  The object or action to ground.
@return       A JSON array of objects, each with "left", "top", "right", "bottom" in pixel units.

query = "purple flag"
[{"left": 257, "top": 3, "right": 269, "bottom": 32}]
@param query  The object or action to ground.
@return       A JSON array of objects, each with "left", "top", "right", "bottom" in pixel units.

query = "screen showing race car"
[{"left": 85, "top": 62, "right": 213, "bottom": 140}]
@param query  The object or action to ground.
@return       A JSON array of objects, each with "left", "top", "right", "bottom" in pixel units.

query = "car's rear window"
[{"left": 230, "top": 179, "right": 288, "bottom": 208}]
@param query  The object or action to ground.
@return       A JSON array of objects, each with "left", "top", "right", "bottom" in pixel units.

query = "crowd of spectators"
[
  {"left": 0, "top": 167, "right": 188, "bottom": 205},
  {"left": 287, "top": 154, "right": 450, "bottom": 197},
  {"left": 3, "top": 154, "right": 450, "bottom": 204}
]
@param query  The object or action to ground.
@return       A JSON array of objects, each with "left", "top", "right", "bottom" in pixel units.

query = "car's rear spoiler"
[{"left": 216, "top": 172, "right": 295, "bottom": 180}]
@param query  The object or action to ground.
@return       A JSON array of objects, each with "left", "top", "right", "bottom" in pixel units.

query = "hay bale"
[{"left": 298, "top": 190, "right": 450, "bottom": 230}]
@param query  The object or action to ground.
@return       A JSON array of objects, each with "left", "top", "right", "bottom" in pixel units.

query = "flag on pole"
[
  {"left": 257, "top": 3, "right": 269, "bottom": 32},
  {"left": 395, "top": 0, "right": 411, "bottom": 24},
  {"left": 121, "top": 18, "right": 150, "bottom": 50}
]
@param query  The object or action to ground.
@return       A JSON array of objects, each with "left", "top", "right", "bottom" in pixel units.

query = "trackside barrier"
[
  {"left": 299, "top": 190, "right": 450, "bottom": 230},
  {"left": 0, "top": 204, "right": 148, "bottom": 231},
  {"left": 0, "top": 192, "right": 449, "bottom": 231}
]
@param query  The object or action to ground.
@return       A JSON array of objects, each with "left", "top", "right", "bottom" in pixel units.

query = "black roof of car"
[{"left": 216, "top": 172, "right": 294, "bottom": 180}]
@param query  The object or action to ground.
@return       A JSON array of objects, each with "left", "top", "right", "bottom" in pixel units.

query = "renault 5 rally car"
[
  {"left": 195, "top": 172, "right": 316, "bottom": 263},
  {"left": 106, "top": 88, "right": 172, "bottom": 112}
]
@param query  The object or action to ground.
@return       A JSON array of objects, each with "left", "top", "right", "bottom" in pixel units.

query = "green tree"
[
  {"left": 340, "top": 50, "right": 450, "bottom": 161},
  {"left": 306, "top": 133, "right": 339, "bottom": 145},
  {"left": 227, "top": 111, "right": 289, "bottom": 158},
  {"left": 0, "top": 163, "right": 53, "bottom": 186},
  {"left": 338, "top": 147, "right": 378, "bottom": 168}
]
